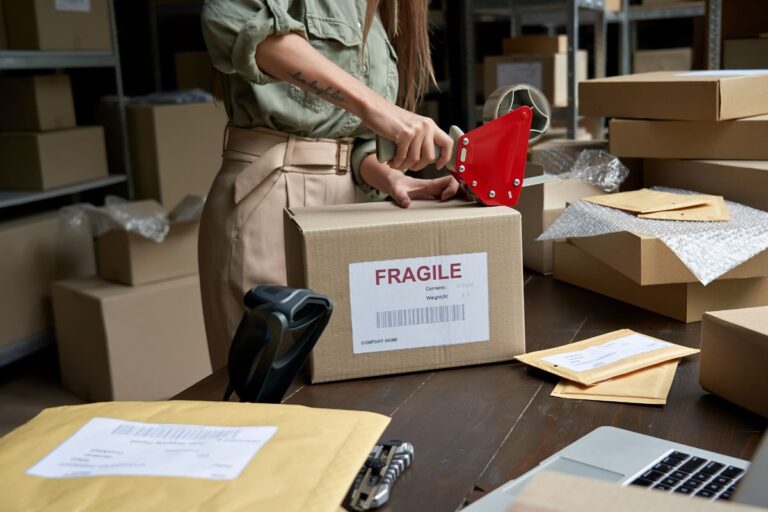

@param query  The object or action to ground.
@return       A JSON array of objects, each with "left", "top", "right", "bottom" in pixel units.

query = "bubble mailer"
[{"left": 538, "top": 187, "right": 768, "bottom": 285}]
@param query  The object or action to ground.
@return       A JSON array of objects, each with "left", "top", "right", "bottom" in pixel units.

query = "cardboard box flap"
[
  {"left": 706, "top": 306, "right": 768, "bottom": 336},
  {"left": 286, "top": 200, "right": 517, "bottom": 233}
]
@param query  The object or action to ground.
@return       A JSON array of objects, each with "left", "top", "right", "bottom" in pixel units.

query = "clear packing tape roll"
[
  {"left": 535, "top": 148, "right": 629, "bottom": 192},
  {"left": 538, "top": 187, "right": 768, "bottom": 285}
]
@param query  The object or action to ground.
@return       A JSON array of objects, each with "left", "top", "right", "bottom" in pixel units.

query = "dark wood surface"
[{"left": 175, "top": 271, "right": 767, "bottom": 511}]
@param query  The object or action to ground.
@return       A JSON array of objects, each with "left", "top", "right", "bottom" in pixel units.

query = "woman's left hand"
[{"left": 386, "top": 173, "right": 460, "bottom": 208}]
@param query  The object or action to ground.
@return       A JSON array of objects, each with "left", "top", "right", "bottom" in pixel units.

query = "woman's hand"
[
  {"left": 360, "top": 93, "right": 453, "bottom": 172},
  {"left": 359, "top": 154, "right": 460, "bottom": 208}
]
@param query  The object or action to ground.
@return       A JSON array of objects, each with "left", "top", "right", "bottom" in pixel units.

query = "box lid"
[
  {"left": 705, "top": 306, "right": 768, "bottom": 335},
  {"left": 579, "top": 70, "right": 768, "bottom": 120}
]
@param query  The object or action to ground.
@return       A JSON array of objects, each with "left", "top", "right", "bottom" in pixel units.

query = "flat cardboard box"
[
  {"left": 516, "top": 160, "right": 605, "bottom": 275},
  {"left": 0, "top": 213, "right": 95, "bottom": 365},
  {"left": 569, "top": 233, "right": 768, "bottom": 285},
  {"left": 580, "top": 70, "right": 768, "bottom": 121},
  {"left": 52, "top": 275, "right": 212, "bottom": 401},
  {"left": 174, "top": 51, "right": 216, "bottom": 94},
  {"left": 633, "top": 47, "right": 692, "bottom": 73},
  {"left": 609, "top": 116, "right": 768, "bottom": 159},
  {"left": 0, "top": 74, "right": 76, "bottom": 132},
  {"left": 128, "top": 102, "right": 227, "bottom": 208},
  {"left": 0, "top": 127, "right": 108, "bottom": 190},
  {"left": 643, "top": 159, "right": 768, "bottom": 212},
  {"left": 95, "top": 200, "right": 199, "bottom": 286},
  {"left": 284, "top": 200, "right": 525, "bottom": 383},
  {"left": 553, "top": 241, "right": 768, "bottom": 323},
  {"left": 502, "top": 35, "right": 567, "bottom": 55},
  {"left": 5, "top": 0, "right": 111, "bottom": 51},
  {"left": 700, "top": 306, "right": 768, "bottom": 418},
  {"left": 724, "top": 37, "right": 768, "bottom": 69},
  {"left": 484, "top": 51, "right": 587, "bottom": 107}
]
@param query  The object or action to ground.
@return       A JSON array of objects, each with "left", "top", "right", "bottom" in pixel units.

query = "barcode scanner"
[{"left": 225, "top": 285, "right": 333, "bottom": 403}]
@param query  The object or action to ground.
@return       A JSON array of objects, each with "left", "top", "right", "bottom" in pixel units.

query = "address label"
[{"left": 348, "top": 252, "right": 490, "bottom": 354}]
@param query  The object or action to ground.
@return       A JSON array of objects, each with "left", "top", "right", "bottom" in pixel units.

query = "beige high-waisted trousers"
[{"left": 198, "top": 126, "right": 356, "bottom": 370}]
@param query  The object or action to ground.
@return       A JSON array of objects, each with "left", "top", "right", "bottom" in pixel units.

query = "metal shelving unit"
[
  {"left": 454, "top": 0, "right": 723, "bottom": 138},
  {"left": 0, "top": 0, "right": 132, "bottom": 209}
]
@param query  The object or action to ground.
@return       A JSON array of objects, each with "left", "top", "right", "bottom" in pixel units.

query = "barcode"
[
  {"left": 376, "top": 304, "right": 466, "bottom": 329},
  {"left": 111, "top": 424, "right": 239, "bottom": 440}
]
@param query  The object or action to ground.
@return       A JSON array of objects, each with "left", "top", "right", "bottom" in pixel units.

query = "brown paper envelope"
[
  {"left": 0, "top": 401, "right": 389, "bottom": 512},
  {"left": 638, "top": 194, "right": 730, "bottom": 222},
  {"left": 515, "top": 329, "right": 699, "bottom": 386},
  {"left": 584, "top": 188, "right": 709, "bottom": 214},
  {"left": 551, "top": 359, "right": 679, "bottom": 405},
  {"left": 507, "top": 471, "right": 764, "bottom": 512}
]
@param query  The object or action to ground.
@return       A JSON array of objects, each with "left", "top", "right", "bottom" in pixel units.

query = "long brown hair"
[{"left": 363, "top": 0, "right": 435, "bottom": 112}]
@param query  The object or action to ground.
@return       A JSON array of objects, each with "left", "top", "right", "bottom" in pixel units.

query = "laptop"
[{"left": 465, "top": 426, "right": 768, "bottom": 511}]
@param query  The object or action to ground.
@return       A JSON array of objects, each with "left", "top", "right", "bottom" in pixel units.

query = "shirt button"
[{"left": 357, "top": 21, "right": 362, "bottom": 28}]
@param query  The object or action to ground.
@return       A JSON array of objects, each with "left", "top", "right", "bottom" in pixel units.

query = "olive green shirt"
[{"left": 201, "top": 0, "right": 399, "bottom": 199}]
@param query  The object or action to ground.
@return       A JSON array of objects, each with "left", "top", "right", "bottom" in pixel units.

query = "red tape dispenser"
[{"left": 376, "top": 84, "right": 552, "bottom": 207}]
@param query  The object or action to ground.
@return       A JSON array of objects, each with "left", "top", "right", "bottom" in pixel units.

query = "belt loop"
[
  {"left": 222, "top": 124, "right": 232, "bottom": 156},
  {"left": 284, "top": 135, "right": 297, "bottom": 168},
  {"left": 336, "top": 140, "right": 350, "bottom": 175}
]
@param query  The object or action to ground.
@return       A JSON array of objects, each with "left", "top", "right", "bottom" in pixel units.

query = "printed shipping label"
[
  {"left": 55, "top": 0, "right": 92, "bottom": 13},
  {"left": 27, "top": 417, "right": 277, "bottom": 480},
  {"left": 496, "top": 62, "right": 543, "bottom": 92},
  {"left": 542, "top": 333, "right": 672, "bottom": 373},
  {"left": 349, "top": 252, "right": 489, "bottom": 354}
]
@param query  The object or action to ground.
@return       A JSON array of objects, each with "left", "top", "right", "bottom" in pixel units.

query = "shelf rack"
[{"left": 0, "top": 0, "right": 132, "bottom": 210}]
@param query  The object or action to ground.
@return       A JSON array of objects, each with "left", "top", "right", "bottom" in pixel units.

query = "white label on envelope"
[
  {"left": 55, "top": 0, "right": 91, "bottom": 12},
  {"left": 496, "top": 62, "right": 543, "bottom": 92},
  {"left": 27, "top": 418, "right": 277, "bottom": 480},
  {"left": 349, "top": 253, "right": 489, "bottom": 354},
  {"left": 542, "top": 333, "right": 671, "bottom": 372}
]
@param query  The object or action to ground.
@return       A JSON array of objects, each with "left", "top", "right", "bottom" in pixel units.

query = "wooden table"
[{"left": 175, "top": 271, "right": 767, "bottom": 511}]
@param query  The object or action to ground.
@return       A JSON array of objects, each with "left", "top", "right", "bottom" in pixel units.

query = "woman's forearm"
[{"left": 256, "top": 33, "right": 376, "bottom": 120}]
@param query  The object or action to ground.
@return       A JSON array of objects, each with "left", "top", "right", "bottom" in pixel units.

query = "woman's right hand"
[{"left": 360, "top": 93, "right": 453, "bottom": 172}]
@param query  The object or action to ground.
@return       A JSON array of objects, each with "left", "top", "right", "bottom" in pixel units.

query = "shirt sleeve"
[
  {"left": 201, "top": 0, "right": 307, "bottom": 85},
  {"left": 351, "top": 137, "right": 389, "bottom": 202}
]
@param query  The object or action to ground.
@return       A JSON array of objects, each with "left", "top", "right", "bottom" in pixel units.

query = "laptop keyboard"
[{"left": 629, "top": 450, "right": 744, "bottom": 500}]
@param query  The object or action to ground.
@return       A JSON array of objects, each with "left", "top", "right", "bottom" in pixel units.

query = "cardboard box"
[
  {"left": 569, "top": 233, "right": 768, "bottom": 285},
  {"left": 128, "top": 102, "right": 227, "bottom": 208},
  {"left": 52, "top": 275, "right": 212, "bottom": 401},
  {"left": 4, "top": 0, "right": 111, "bottom": 51},
  {"left": 633, "top": 47, "right": 692, "bottom": 73},
  {"left": 700, "top": 306, "right": 768, "bottom": 418},
  {"left": 174, "top": 51, "right": 216, "bottom": 94},
  {"left": 95, "top": 200, "right": 199, "bottom": 286},
  {"left": 553, "top": 241, "right": 768, "bottom": 323},
  {"left": 643, "top": 159, "right": 768, "bottom": 212},
  {"left": 0, "top": 212, "right": 95, "bottom": 364},
  {"left": 604, "top": 0, "right": 622, "bottom": 12},
  {"left": 484, "top": 51, "right": 588, "bottom": 107},
  {"left": 580, "top": 71, "right": 768, "bottom": 121},
  {"left": 609, "top": 115, "right": 768, "bottom": 159},
  {"left": 502, "top": 35, "right": 567, "bottom": 55},
  {"left": 284, "top": 200, "right": 525, "bottom": 383},
  {"left": 516, "top": 157, "right": 605, "bottom": 275},
  {"left": 0, "top": 74, "right": 76, "bottom": 132},
  {"left": 0, "top": 127, "right": 109, "bottom": 190},
  {"left": 724, "top": 37, "right": 768, "bottom": 69}
]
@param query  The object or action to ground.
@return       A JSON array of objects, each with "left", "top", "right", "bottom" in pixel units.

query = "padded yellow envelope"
[
  {"left": 551, "top": 360, "right": 679, "bottom": 405},
  {"left": 638, "top": 194, "right": 730, "bottom": 222},
  {"left": 584, "top": 188, "right": 709, "bottom": 214},
  {"left": 515, "top": 329, "right": 698, "bottom": 386},
  {"left": 0, "top": 401, "right": 389, "bottom": 512}
]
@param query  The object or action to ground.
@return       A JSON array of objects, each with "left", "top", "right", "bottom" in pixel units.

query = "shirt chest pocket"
[{"left": 286, "top": 12, "right": 362, "bottom": 113}]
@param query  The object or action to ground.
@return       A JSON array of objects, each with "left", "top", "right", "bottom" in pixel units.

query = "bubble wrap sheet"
[{"left": 538, "top": 187, "right": 768, "bottom": 285}]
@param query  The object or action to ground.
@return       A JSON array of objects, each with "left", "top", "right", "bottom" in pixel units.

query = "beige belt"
[{"left": 223, "top": 125, "right": 354, "bottom": 205}]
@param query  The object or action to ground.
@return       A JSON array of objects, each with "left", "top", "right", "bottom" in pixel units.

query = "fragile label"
[
  {"left": 496, "top": 62, "right": 543, "bottom": 92},
  {"left": 542, "top": 333, "right": 671, "bottom": 373},
  {"left": 348, "top": 253, "right": 489, "bottom": 354},
  {"left": 27, "top": 418, "right": 277, "bottom": 480},
  {"left": 55, "top": 0, "right": 91, "bottom": 12}
]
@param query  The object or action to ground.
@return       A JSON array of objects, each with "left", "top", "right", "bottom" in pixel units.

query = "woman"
[{"left": 200, "top": 0, "right": 459, "bottom": 369}]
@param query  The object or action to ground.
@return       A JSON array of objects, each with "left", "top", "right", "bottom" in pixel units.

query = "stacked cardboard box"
[
  {"left": 552, "top": 71, "right": 768, "bottom": 321},
  {"left": 633, "top": 48, "right": 692, "bottom": 73},
  {"left": 0, "top": 75, "right": 109, "bottom": 190},
  {"left": 52, "top": 200, "right": 212, "bottom": 401},
  {"left": 484, "top": 35, "right": 587, "bottom": 108},
  {"left": 3, "top": 0, "right": 111, "bottom": 50}
]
